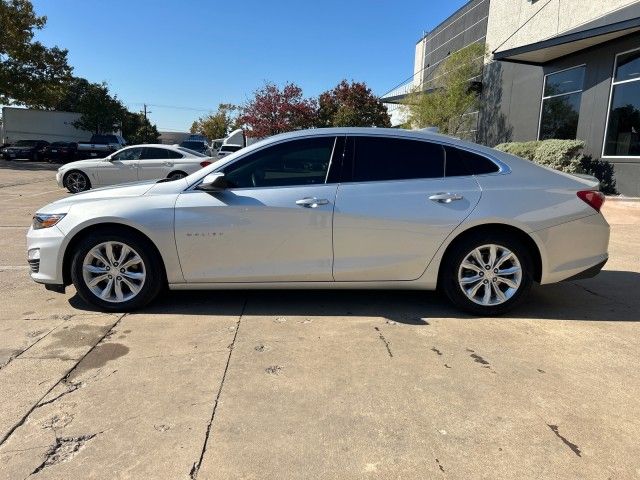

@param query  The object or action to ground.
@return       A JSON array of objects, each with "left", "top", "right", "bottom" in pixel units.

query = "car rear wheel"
[
  {"left": 71, "top": 232, "right": 164, "bottom": 311},
  {"left": 441, "top": 233, "right": 533, "bottom": 316},
  {"left": 64, "top": 171, "right": 91, "bottom": 193}
]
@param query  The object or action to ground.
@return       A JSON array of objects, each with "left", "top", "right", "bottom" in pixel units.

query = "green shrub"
[
  {"left": 494, "top": 139, "right": 617, "bottom": 194},
  {"left": 532, "top": 139, "right": 584, "bottom": 173},
  {"left": 494, "top": 141, "right": 540, "bottom": 161},
  {"left": 580, "top": 155, "right": 617, "bottom": 195}
]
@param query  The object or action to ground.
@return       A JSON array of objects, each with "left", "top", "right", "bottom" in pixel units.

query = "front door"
[
  {"left": 332, "top": 136, "right": 482, "bottom": 281},
  {"left": 97, "top": 147, "right": 142, "bottom": 186},
  {"left": 175, "top": 136, "right": 340, "bottom": 283}
]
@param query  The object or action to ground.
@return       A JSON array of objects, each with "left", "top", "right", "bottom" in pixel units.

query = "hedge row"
[{"left": 495, "top": 140, "right": 617, "bottom": 194}]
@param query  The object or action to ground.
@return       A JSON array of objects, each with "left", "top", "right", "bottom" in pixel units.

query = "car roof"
[{"left": 248, "top": 127, "right": 508, "bottom": 161}]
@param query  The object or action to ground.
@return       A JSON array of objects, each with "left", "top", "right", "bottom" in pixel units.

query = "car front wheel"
[
  {"left": 71, "top": 231, "right": 164, "bottom": 311},
  {"left": 64, "top": 171, "right": 91, "bottom": 193},
  {"left": 441, "top": 233, "right": 533, "bottom": 316}
]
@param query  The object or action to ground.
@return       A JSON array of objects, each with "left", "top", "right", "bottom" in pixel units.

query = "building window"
[
  {"left": 538, "top": 66, "right": 585, "bottom": 140},
  {"left": 604, "top": 48, "right": 640, "bottom": 157}
]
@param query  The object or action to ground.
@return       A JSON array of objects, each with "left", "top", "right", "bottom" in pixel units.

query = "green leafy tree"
[
  {"left": 317, "top": 80, "right": 390, "bottom": 127},
  {"left": 190, "top": 104, "right": 238, "bottom": 140},
  {"left": 122, "top": 111, "right": 160, "bottom": 144},
  {"left": 403, "top": 43, "right": 485, "bottom": 136},
  {"left": 0, "top": 0, "right": 73, "bottom": 107},
  {"left": 72, "top": 82, "right": 125, "bottom": 134}
]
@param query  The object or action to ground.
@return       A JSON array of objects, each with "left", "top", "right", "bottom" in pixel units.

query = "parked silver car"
[{"left": 26, "top": 128, "right": 609, "bottom": 315}]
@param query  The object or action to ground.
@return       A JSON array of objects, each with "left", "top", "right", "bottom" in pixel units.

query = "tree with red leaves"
[
  {"left": 239, "top": 82, "right": 317, "bottom": 138},
  {"left": 317, "top": 80, "right": 391, "bottom": 128}
]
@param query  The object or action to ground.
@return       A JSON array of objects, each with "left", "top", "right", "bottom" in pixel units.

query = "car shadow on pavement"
[{"left": 68, "top": 270, "right": 640, "bottom": 323}]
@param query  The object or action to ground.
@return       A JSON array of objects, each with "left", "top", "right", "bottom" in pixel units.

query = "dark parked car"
[
  {"left": 179, "top": 140, "right": 210, "bottom": 155},
  {"left": 2, "top": 140, "right": 49, "bottom": 161},
  {"left": 43, "top": 142, "right": 78, "bottom": 163}
]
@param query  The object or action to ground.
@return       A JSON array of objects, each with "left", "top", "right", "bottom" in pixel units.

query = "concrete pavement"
[{"left": 0, "top": 159, "right": 638, "bottom": 479}]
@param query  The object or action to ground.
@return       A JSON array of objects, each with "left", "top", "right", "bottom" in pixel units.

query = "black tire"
[
  {"left": 167, "top": 171, "right": 187, "bottom": 180},
  {"left": 70, "top": 230, "right": 164, "bottom": 312},
  {"left": 63, "top": 170, "right": 91, "bottom": 193},
  {"left": 440, "top": 232, "right": 534, "bottom": 316}
]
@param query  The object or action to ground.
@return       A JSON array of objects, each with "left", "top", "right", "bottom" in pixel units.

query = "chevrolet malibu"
[{"left": 27, "top": 128, "right": 610, "bottom": 315}]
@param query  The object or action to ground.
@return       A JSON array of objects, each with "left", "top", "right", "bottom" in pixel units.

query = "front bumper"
[
  {"left": 56, "top": 170, "right": 64, "bottom": 188},
  {"left": 26, "top": 225, "right": 66, "bottom": 286}
]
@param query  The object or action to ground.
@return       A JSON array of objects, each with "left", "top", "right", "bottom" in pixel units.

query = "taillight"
[
  {"left": 200, "top": 161, "right": 211, "bottom": 167},
  {"left": 577, "top": 190, "right": 605, "bottom": 212}
]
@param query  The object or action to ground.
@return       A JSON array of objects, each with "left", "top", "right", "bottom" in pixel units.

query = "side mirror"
[{"left": 196, "top": 172, "right": 227, "bottom": 192}]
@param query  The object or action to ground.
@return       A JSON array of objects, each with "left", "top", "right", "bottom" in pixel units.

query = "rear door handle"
[
  {"left": 296, "top": 197, "right": 329, "bottom": 208},
  {"left": 429, "top": 192, "right": 463, "bottom": 203}
]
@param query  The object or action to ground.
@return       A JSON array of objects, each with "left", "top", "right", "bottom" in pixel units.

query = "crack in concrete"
[
  {"left": 374, "top": 327, "right": 393, "bottom": 358},
  {"left": 547, "top": 424, "right": 582, "bottom": 457},
  {"left": 189, "top": 298, "right": 247, "bottom": 479},
  {"left": 34, "top": 381, "right": 84, "bottom": 410},
  {"left": 0, "top": 324, "right": 62, "bottom": 371},
  {"left": 28, "top": 433, "right": 99, "bottom": 476},
  {"left": 0, "top": 313, "right": 127, "bottom": 448}
]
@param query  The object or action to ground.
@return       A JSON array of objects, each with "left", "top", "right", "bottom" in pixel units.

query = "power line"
[{"left": 129, "top": 102, "right": 214, "bottom": 113}]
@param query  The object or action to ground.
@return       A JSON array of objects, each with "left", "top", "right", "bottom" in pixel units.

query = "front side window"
[
  {"left": 604, "top": 49, "right": 640, "bottom": 157},
  {"left": 349, "top": 137, "right": 444, "bottom": 182},
  {"left": 112, "top": 148, "right": 142, "bottom": 161},
  {"left": 539, "top": 66, "right": 585, "bottom": 140},
  {"left": 222, "top": 137, "right": 335, "bottom": 188}
]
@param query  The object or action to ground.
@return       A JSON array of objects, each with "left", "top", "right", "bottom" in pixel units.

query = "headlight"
[{"left": 32, "top": 213, "right": 66, "bottom": 230}]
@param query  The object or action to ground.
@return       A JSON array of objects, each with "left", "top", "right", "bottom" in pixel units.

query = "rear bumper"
[
  {"left": 562, "top": 258, "right": 608, "bottom": 281},
  {"left": 534, "top": 213, "right": 610, "bottom": 285}
]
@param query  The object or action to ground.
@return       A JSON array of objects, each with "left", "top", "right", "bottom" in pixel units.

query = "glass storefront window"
[
  {"left": 604, "top": 48, "right": 640, "bottom": 157},
  {"left": 539, "top": 66, "right": 585, "bottom": 140}
]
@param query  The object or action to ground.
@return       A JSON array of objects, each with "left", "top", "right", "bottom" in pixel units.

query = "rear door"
[
  {"left": 332, "top": 136, "right": 482, "bottom": 281},
  {"left": 138, "top": 147, "right": 171, "bottom": 180}
]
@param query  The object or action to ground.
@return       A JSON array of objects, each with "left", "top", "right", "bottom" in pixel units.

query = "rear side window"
[
  {"left": 350, "top": 137, "right": 444, "bottom": 182},
  {"left": 445, "top": 146, "right": 499, "bottom": 176},
  {"left": 141, "top": 147, "right": 169, "bottom": 160}
]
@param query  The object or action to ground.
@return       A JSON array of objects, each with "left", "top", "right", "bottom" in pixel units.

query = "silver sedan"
[{"left": 27, "top": 128, "right": 610, "bottom": 315}]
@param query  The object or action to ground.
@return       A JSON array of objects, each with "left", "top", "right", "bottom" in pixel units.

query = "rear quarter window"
[{"left": 444, "top": 146, "right": 500, "bottom": 176}]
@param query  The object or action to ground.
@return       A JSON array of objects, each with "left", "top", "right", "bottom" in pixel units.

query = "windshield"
[
  {"left": 15, "top": 140, "right": 38, "bottom": 146},
  {"left": 177, "top": 147, "right": 207, "bottom": 157}
]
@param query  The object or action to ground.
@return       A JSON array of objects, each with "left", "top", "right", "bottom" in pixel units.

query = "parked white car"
[
  {"left": 56, "top": 144, "right": 211, "bottom": 193},
  {"left": 29, "top": 128, "right": 609, "bottom": 315}
]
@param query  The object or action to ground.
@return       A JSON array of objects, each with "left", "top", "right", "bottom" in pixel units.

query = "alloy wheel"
[
  {"left": 82, "top": 241, "right": 146, "bottom": 303},
  {"left": 66, "top": 172, "right": 88, "bottom": 193},
  {"left": 457, "top": 244, "right": 522, "bottom": 306}
]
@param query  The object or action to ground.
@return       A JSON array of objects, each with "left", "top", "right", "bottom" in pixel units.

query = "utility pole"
[{"left": 141, "top": 103, "right": 152, "bottom": 143}]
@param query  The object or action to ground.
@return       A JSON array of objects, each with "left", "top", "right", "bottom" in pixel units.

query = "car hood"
[
  {"left": 58, "top": 158, "right": 106, "bottom": 170},
  {"left": 38, "top": 180, "right": 157, "bottom": 214}
]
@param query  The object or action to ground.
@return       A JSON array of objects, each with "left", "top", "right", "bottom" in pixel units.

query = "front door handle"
[
  {"left": 296, "top": 197, "right": 329, "bottom": 208},
  {"left": 429, "top": 192, "right": 463, "bottom": 203}
]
